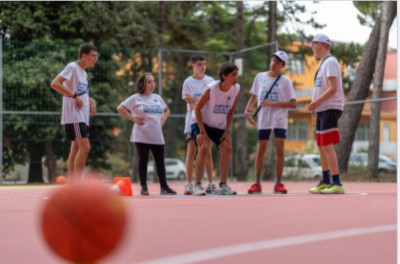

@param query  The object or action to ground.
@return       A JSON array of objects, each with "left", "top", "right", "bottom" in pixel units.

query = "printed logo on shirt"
[
  {"left": 77, "top": 81, "right": 89, "bottom": 94},
  {"left": 213, "top": 104, "right": 231, "bottom": 114},
  {"left": 227, "top": 96, "right": 231, "bottom": 101},
  {"left": 315, "top": 76, "right": 322, "bottom": 88},
  {"left": 193, "top": 93, "right": 202, "bottom": 98},
  {"left": 143, "top": 104, "right": 163, "bottom": 114},
  {"left": 259, "top": 89, "right": 279, "bottom": 102}
]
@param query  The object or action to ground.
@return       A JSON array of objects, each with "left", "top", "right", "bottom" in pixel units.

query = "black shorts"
[
  {"left": 316, "top": 109, "right": 342, "bottom": 146},
  {"left": 191, "top": 123, "right": 226, "bottom": 149},
  {"left": 65, "top": 123, "right": 89, "bottom": 141}
]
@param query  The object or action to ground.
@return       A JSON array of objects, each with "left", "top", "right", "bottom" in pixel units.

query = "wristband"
[
  {"left": 200, "top": 131, "right": 206, "bottom": 135},
  {"left": 72, "top": 92, "right": 78, "bottom": 98}
]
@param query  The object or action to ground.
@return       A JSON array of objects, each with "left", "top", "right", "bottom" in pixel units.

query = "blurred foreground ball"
[{"left": 41, "top": 181, "right": 127, "bottom": 263}]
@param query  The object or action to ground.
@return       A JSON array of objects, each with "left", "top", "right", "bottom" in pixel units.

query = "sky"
[{"left": 249, "top": 1, "right": 398, "bottom": 49}]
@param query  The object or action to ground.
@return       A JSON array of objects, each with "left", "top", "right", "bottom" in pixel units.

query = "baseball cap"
[
  {"left": 307, "top": 34, "right": 332, "bottom": 47},
  {"left": 272, "top": 50, "right": 289, "bottom": 65}
]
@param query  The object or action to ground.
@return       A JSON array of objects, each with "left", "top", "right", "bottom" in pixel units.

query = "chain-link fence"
[{"left": 1, "top": 38, "right": 396, "bottom": 184}]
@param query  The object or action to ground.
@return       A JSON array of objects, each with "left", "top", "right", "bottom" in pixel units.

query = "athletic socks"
[
  {"left": 275, "top": 174, "right": 282, "bottom": 183},
  {"left": 332, "top": 174, "right": 342, "bottom": 186},
  {"left": 322, "top": 170, "right": 331, "bottom": 184},
  {"left": 256, "top": 173, "right": 261, "bottom": 184}
]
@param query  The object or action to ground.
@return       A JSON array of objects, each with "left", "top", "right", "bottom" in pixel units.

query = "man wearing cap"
[
  {"left": 307, "top": 34, "right": 345, "bottom": 194},
  {"left": 245, "top": 51, "right": 296, "bottom": 194}
]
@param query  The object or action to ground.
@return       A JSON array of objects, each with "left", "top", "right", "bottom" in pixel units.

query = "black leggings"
[{"left": 135, "top": 142, "right": 167, "bottom": 188}]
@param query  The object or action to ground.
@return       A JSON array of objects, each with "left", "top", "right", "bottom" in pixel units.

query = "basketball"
[{"left": 41, "top": 181, "right": 127, "bottom": 263}]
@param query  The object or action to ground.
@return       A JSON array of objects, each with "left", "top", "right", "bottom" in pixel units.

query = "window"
[
  {"left": 355, "top": 123, "right": 369, "bottom": 141},
  {"left": 287, "top": 120, "right": 309, "bottom": 141},
  {"left": 287, "top": 53, "right": 305, "bottom": 74}
]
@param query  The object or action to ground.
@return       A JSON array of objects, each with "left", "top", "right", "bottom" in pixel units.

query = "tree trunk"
[
  {"left": 44, "top": 141, "right": 56, "bottom": 183},
  {"left": 263, "top": 1, "right": 277, "bottom": 179},
  {"left": 234, "top": 1, "right": 247, "bottom": 181},
  {"left": 336, "top": 5, "right": 396, "bottom": 172},
  {"left": 367, "top": 2, "right": 396, "bottom": 181},
  {"left": 27, "top": 142, "right": 44, "bottom": 183}
]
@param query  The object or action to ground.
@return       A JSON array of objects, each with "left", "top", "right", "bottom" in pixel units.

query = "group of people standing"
[{"left": 51, "top": 33, "right": 345, "bottom": 196}]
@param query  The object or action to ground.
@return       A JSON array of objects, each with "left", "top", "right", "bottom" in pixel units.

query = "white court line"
[{"left": 134, "top": 224, "right": 396, "bottom": 264}]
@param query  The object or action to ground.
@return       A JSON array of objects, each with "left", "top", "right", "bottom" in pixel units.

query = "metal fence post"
[
  {"left": 0, "top": 37, "right": 3, "bottom": 184},
  {"left": 158, "top": 48, "right": 162, "bottom": 96}
]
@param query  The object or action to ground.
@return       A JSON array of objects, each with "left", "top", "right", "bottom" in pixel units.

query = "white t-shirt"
[
  {"left": 182, "top": 75, "right": 215, "bottom": 133},
  {"left": 121, "top": 93, "right": 167, "bottom": 145},
  {"left": 312, "top": 56, "right": 345, "bottom": 112},
  {"left": 200, "top": 80, "right": 240, "bottom": 130},
  {"left": 59, "top": 62, "right": 90, "bottom": 126},
  {"left": 250, "top": 73, "right": 296, "bottom": 130}
]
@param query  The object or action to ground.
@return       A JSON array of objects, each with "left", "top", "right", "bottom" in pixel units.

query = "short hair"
[
  {"left": 218, "top": 62, "right": 238, "bottom": 82},
  {"left": 78, "top": 43, "right": 97, "bottom": 59},
  {"left": 191, "top": 54, "right": 206, "bottom": 64},
  {"left": 135, "top": 72, "right": 153, "bottom": 94}
]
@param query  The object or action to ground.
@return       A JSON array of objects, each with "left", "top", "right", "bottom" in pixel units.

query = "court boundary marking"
[{"left": 134, "top": 224, "right": 396, "bottom": 264}]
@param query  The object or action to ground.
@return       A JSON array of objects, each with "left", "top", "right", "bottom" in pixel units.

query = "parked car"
[
  {"left": 283, "top": 154, "right": 322, "bottom": 178},
  {"left": 349, "top": 153, "right": 397, "bottom": 173},
  {"left": 147, "top": 158, "right": 187, "bottom": 180}
]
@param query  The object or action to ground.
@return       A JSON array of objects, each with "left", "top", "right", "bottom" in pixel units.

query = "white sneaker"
[
  {"left": 206, "top": 182, "right": 219, "bottom": 194},
  {"left": 219, "top": 183, "right": 237, "bottom": 195},
  {"left": 193, "top": 183, "right": 206, "bottom": 196},
  {"left": 184, "top": 182, "right": 193, "bottom": 195}
]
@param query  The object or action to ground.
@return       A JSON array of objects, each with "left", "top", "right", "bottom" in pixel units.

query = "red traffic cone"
[{"left": 111, "top": 177, "right": 133, "bottom": 196}]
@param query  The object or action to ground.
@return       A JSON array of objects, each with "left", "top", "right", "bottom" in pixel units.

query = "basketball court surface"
[{"left": 0, "top": 181, "right": 396, "bottom": 264}]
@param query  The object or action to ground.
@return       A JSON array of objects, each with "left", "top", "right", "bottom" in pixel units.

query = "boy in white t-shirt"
[
  {"left": 306, "top": 34, "right": 345, "bottom": 194},
  {"left": 51, "top": 43, "right": 98, "bottom": 183},
  {"left": 182, "top": 55, "right": 217, "bottom": 195},
  {"left": 192, "top": 62, "right": 240, "bottom": 195},
  {"left": 245, "top": 51, "right": 296, "bottom": 194},
  {"left": 117, "top": 73, "right": 176, "bottom": 195}
]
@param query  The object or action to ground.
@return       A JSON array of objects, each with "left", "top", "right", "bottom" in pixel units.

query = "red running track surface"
[{"left": 0, "top": 181, "right": 396, "bottom": 264}]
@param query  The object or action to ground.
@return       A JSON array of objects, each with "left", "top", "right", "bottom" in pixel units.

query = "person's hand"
[
  {"left": 306, "top": 101, "right": 319, "bottom": 112},
  {"left": 75, "top": 96, "right": 83, "bottom": 109},
  {"left": 196, "top": 133, "right": 208, "bottom": 148},
  {"left": 220, "top": 131, "right": 232, "bottom": 145},
  {"left": 245, "top": 111, "right": 256, "bottom": 126},
  {"left": 132, "top": 117, "right": 144, "bottom": 126},
  {"left": 260, "top": 99, "right": 275, "bottom": 107},
  {"left": 89, "top": 99, "right": 97, "bottom": 117},
  {"left": 184, "top": 94, "right": 193, "bottom": 102}
]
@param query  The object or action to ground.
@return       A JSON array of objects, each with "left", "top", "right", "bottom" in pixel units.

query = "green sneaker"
[
  {"left": 309, "top": 181, "right": 329, "bottom": 194},
  {"left": 320, "top": 184, "right": 345, "bottom": 194}
]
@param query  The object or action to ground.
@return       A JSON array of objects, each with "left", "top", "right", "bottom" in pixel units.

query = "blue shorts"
[
  {"left": 191, "top": 123, "right": 226, "bottom": 149},
  {"left": 258, "top": 129, "right": 287, "bottom": 140}
]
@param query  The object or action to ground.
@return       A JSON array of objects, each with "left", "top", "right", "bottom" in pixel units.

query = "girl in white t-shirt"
[
  {"left": 117, "top": 73, "right": 176, "bottom": 196},
  {"left": 192, "top": 62, "right": 240, "bottom": 196},
  {"left": 245, "top": 51, "right": 296, "bottom": 195}
]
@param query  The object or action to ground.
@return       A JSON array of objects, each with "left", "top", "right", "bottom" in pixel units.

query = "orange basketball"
[{"left": 41, "top": 181, "right": 127, "bottom": 263}]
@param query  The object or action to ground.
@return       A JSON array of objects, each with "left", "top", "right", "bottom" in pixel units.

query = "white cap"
[
  {"left": 308, "top": 34, "right": 331, "bottom": 47},
  {"left": 272, "top": 50, "right": 289, "bottom": 65}
]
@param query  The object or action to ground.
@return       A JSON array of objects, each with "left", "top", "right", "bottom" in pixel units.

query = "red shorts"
[{"left": 316, "top": 109, "right": 342, "bottom": 146}]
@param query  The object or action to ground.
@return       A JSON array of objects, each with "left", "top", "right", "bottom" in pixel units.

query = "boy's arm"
[
  {"left": 225, "top": 95, "right": 239, "bottom": 133},
  {"left": 89, "top": 97, "right": 97, "bottom": 117},
  {"left": 51, "top": 75, "right": 83, "bottom": 109},
  {"left": 306, "top": 76, "right": 338, "bottom": 111},
  {"left": 260, "top": 99, "right": 296, "bottom": 109},
  {"left": 194, "top": 89, "right": 210, "bottom": 133},
  {"left": 245, "top": 94, "right": 258, "bottom": 125}
]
